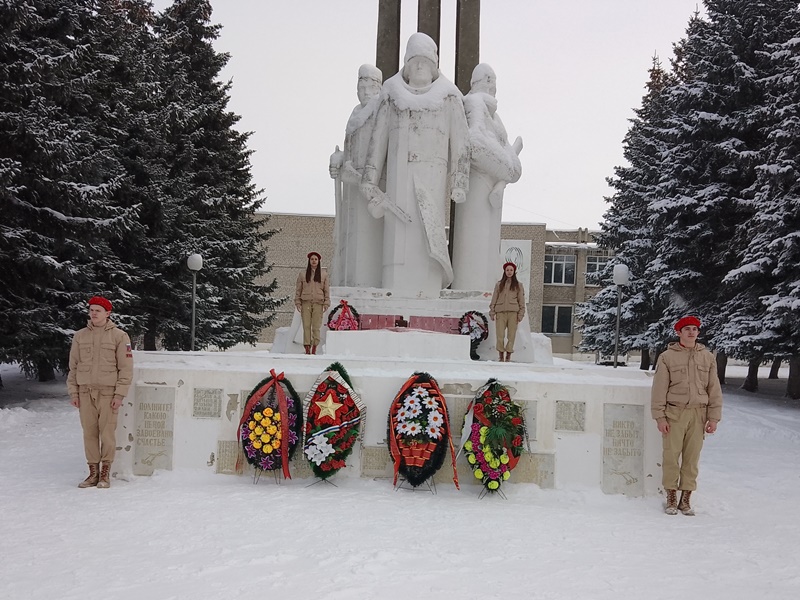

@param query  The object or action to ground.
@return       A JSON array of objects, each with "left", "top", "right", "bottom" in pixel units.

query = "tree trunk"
[
  {"left": 768, "top": 357, "right": 782, "bottom": 379},
  {"left": 36, "top": 359, "right": 55, "bottom": 382},
  {"left": 144, "top": 329, "right": 157, "bottom": 351},
  {"left": 639, "top": 347, "right": 651, "bottom": 371},
  {"left": 787, "top": 356, "right": 800, "bottom": 400},
  {"left": 716, "top": 352, "right": 727, "bottom": 385},
  {"left": 652, "top": 346, "right": 663, "bottom": 370},
  {"left": 0, "top": 372, "right": 3, "bottom": 389},
  {"left": 740, "top": 357, "right": 760, "bottom": 392}
]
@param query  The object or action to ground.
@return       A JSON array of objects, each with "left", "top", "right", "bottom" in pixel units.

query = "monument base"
[
  {"left": 117, "top": 347, "right": 661, "bottom": 497},
  {"left": 272, "top": 286, "right": 551, "bottom": 364}
]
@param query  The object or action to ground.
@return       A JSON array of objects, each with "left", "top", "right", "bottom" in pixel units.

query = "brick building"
[{"left": 258, "top": 213, "right": 608, "bottom": 359}]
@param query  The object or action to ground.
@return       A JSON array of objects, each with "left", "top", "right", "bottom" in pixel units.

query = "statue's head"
[
  {"left": 357, "top": 64, "right": 382, "bottom": 105},
  {"left": 470, "top": 63, "right": 497, "bottom": 96},
  {"left": 402, "top": 32, "right": 438, "bottom": 87}
]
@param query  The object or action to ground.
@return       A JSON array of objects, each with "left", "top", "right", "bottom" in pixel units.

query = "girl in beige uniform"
[
  {"left": 489, "top": 262, "right": 526, "bottom": 362},
  {"left": 295, "top": 251, "right": 330, "bottom": 354}
]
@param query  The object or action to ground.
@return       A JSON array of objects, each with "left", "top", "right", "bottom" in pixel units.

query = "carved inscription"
[
  {"left": 134, "top": 386, "right": 175, "bottom": 475},
  {"left": 555, "top": 400, "right": 585, "bottom": 431},
  {"left": 216, "top": 440, "right": 240, "bottom": 474},
  {"left": 602, "top": 404, "right": 644, "bottom": 496},
  {"left": 193, "top": 388, "right": 223, "bottom": 419}
]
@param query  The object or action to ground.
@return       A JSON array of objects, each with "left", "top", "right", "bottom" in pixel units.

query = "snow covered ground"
[{"left": 1, "top": 362, "right": 798, "bottom": 600}]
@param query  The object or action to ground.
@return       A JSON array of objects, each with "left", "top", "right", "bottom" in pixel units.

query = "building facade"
[{"left": 258, "top": 213, "right": 607, "bottom": 359}]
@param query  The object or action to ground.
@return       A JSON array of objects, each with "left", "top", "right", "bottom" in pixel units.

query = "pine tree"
[
  {"left": 122, "top": 0, "right": 280, "bottom": 351},
  {"left": 643, "top": 2, "right": 798, "bottom": 358},
  {"left": 578, "top": 57, "right": 674, "bottom": 366},
  {"left": 719, "top": 5, "right": 800, "bottom": 398},
  {"left": 0, "top": 0, "right": 139, "bottom": 380}
]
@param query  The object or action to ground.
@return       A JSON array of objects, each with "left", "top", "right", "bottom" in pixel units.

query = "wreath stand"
[{"left": 395, "top": 476, "right": 437, "bottom": 495}]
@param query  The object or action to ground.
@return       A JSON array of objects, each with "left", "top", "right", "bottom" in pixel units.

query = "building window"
[
  {"left": 542, "top": 305, "right": 573, "bottom": 334},
  {"left": 544, "top": 254, "right": 575, "bottom": 285},
  {"left": 585, "top": 254, "right": 610, "bottom": 284}
]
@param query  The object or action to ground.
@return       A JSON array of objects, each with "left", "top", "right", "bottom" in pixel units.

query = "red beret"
[
  {"left": 674, "top": 316, "right": 701, "bottom": 332},
  {"left": 88, "top": 296, "right": 112, "bottom": 312},
  {"left": 307, "top": 251, "right": 321, "bottom": 260},
  {"left": 502, "top": 262, "right": 517, "bottom": 272}
]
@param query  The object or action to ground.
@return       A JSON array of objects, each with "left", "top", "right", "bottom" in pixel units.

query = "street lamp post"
[
  {"left": 187, "top": 253, "right": 203, "bottom": 351},
  {"left": 612, "top": 263, "right": 630, "bottom": 369}
]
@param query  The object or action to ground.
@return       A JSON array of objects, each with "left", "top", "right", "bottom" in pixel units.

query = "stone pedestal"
[
  {"left": 272, "top": 286, "right": 550, "bottom": 364},
  {"left": 115, "top": 349, "right": 661, "bottom": 497}
]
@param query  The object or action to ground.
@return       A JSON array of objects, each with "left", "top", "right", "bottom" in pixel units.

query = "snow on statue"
[
  {"left": 361, "top": 32, "right": 470, "bottom": 297},
  {"left": 329, "top": 64, "right": 384, "bottom": 288},
  {"left": 452, "top": 63, "right": 523, "bottom": 291}
]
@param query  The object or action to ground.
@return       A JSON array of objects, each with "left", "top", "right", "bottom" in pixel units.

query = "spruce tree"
[
  {"left": 124, "top": 0, "right": 280, "bottom": 351},
  {"left": 719, "top": 5, "right": 800, "bottom": 397},
  {"left": 0, "top": 0, "right": 138, "bottom": 380},
  {"left": 578, "top": 57, "right": 673, "bottom": 366}
]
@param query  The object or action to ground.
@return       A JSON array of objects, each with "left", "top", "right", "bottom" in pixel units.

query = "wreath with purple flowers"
[
  {"left": 459, "top": 379, "right": 526, "bottom": 496},
  {"left": 238, "top": 370, "right": 303, "bottom": 480}
]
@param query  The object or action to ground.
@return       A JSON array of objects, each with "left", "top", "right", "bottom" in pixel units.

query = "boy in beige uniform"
[
  {"left": 651, "top": 316, "right": 723, "bottom": 515},
  {"left": 67, "top": 296, "right": 133, "bottom": 488}
]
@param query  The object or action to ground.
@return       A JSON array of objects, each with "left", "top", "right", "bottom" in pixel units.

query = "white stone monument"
[
  {"left": 452, "top": 63, "right": 523, "bottom": 291},
  {"left": 361, "top": 32, "right": 470, "bottom": 297},
  {"left": 329, "top": 64, "right": 384, "bottom": 287}
]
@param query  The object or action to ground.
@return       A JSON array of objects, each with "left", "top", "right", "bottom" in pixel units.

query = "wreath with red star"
[{"left": 303, "top": 362, "right": 366, "bottom": 479}]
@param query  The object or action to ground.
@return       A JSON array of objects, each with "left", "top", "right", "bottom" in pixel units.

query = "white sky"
[{"left": 152, "top": 0, "right": 705, "bottom": 229}]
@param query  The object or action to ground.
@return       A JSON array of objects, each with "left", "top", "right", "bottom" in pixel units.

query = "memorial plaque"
[
  {"left": 216, "top": 440, "right": 241, "bottom": 474},
  {"left": 602, "top": 404, "right": 644, "bottom": 496},
  {"left": 361, "top": 446, "right": 393, "bottom": 478},
  {"left": 555, "top": 400, "right": 585, "bottom": 431},
  {"left": 192, "top": 388, "right": 223, "bottom": 419},
  {"left": 134, "top": 386, "right": 175, "bottom": 475},
  {"left": 512, "top": 452, "right": 555, "bottom": 488}
]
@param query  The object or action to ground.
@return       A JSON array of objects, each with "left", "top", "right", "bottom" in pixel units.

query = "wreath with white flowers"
[
  {"left": 387, "top": 372, "right": 460, "bottom": 489},
  {"left": 459, "top": 310, "right": 489, "bottom": 360},
  {"left": 238, "top": 370, "right": 303, "bottom": 480},
  {"left": 326, "top": 300, "right": 360, "bottom": 331},
  {"left": 459, "top": 378, "right": 526, "bottom": 495},
  {"left": 303, "top": 362, "right": 366, "bottom": 479}
]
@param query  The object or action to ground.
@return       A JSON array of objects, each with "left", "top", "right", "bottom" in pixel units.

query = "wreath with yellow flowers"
[
  {"left": 459, "top": 379, "right": 526, "bottom": 495},
  {"left": 238, "top": 369, "right": 303, "bottom": 479},
  {"left": 303, "top": 362, "right": 366, "bottom": 479}
]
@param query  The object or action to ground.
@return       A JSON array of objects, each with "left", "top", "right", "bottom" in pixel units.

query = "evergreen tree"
[
  {"left": 0, "top": 0, "right": 138, "bottom": 380},
  {"left": 578, "top": 57, "right": 674, "bottom": 366},
  {"left": 719, "top": 6, "right": 800, "bottom": 397},
  {"left": 124, "top": 0, "right": 280, "bottom": 351}
]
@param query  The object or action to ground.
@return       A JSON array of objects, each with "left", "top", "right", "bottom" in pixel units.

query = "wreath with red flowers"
[
  {"left": 238, "top": 370, "right": 303, "bottom": 480},
  {"left": 326, "top": 300, "right": 360, "bottom": 331},
  {"left": 303, "top": 362, "right": 366, "bottom": 480},
  {"left": 459, "top": 378, "right": 526, "bottom": 495}
]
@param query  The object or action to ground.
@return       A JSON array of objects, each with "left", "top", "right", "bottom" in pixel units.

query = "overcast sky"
[{"left": 153, "top": 0, "right": 705, "bottom": 229}]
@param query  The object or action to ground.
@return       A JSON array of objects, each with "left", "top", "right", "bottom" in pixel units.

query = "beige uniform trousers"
[
  {"left": 301, "top": 301, "right": 324, "bottom": 346},
  {"left": 78, "top": 385, "right": 118, "bottom": 464},
  {"left": 662, "top": 406, "right": 706, "bottom": 491},
  {"left": 495, "top": 312, "right": 519, "bottom": 354}
]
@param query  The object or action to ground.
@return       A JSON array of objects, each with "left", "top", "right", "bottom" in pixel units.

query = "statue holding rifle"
[{"left": 361, "top": 32, "right": 470, "bottom": 297}]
